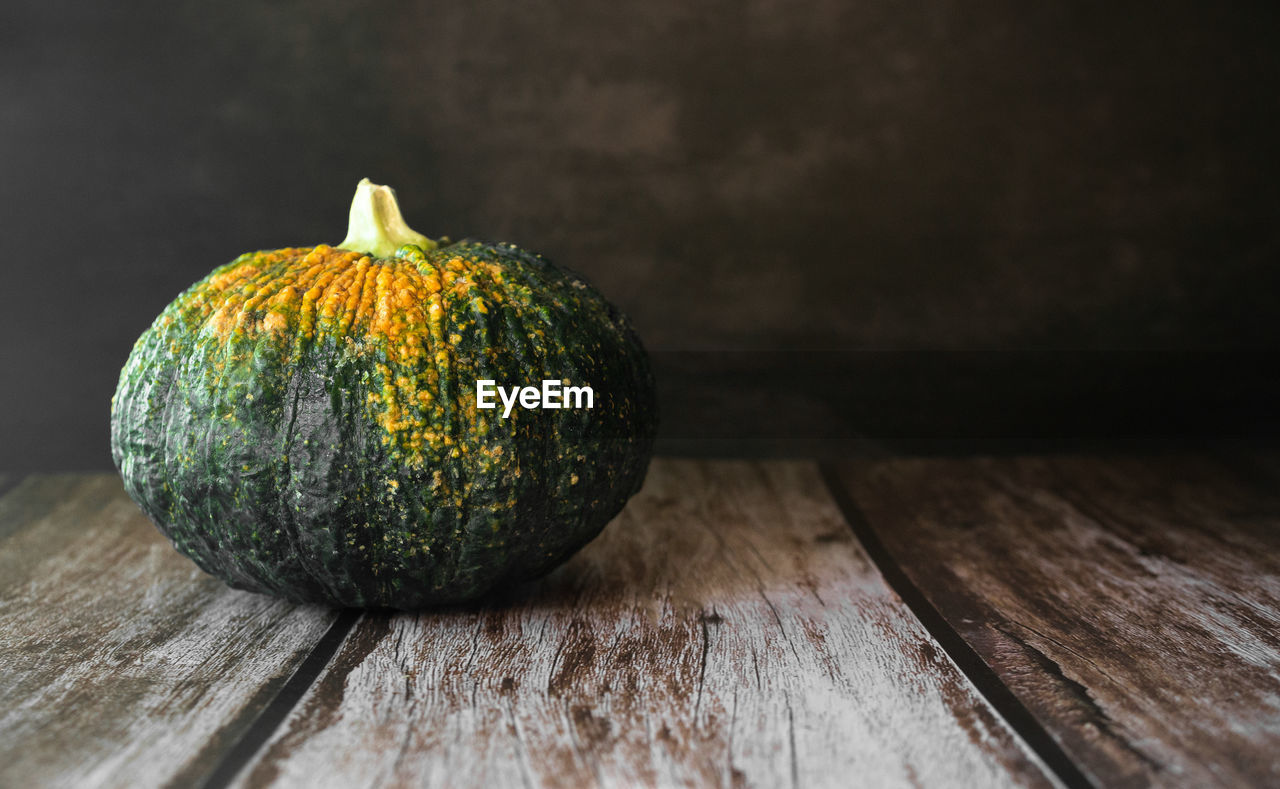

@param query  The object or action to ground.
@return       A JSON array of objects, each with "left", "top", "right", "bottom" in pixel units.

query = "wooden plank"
[
  {"left": 226, "top": 460, "right": 1060, "bottom": 789},
  {"left": 836, "top": 453, "right": 1280, "bottom": 788},
  {"left": 0, "top": 474, "right": 339, "bottom": 788}
]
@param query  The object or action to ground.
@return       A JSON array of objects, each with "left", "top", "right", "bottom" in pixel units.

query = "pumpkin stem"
[{"left": 337, "top": 178, "right": 437, "bottom": 258}]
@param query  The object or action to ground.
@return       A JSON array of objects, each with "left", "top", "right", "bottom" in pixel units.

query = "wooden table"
[{"left": 2, "top": 454, "right": 1278, "bottom": 788}]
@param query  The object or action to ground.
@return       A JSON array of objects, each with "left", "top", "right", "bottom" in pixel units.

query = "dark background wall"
[{"left": 3, "top": 1, "right": 1279, "bottom": 468}]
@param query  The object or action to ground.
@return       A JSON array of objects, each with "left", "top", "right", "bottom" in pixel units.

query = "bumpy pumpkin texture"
[{"left": 111, "top": 181, "right": 656, "bottom": 608}]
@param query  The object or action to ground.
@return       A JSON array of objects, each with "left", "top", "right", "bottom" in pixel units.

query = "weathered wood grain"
[
  {"left": 226, "top": 460, "right": 1060, "bottom": 789},
  {"left": 836, "top": 453, "right": 1280, "bottom": 788},
  {"left": 0, "top": 474, "right": 338, "bottom": 788}
]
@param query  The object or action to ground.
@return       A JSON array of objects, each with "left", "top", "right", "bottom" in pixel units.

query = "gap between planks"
[
  {"left": 198, "top": 610, "right": 364, "bottom": 789},
  {"left": 819, "top": 464, "right": 1093, "bottom": 789},
  {"left": 831, "top": 452, "right": 1280, "bottom": 788}
]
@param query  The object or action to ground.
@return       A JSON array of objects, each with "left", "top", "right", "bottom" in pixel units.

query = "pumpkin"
[{"left": 110, "top": 180, "right": 657, "bottom": 608}]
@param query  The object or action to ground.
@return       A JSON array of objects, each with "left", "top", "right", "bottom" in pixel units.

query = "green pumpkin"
[{"left": 111, "top": 180, "right": 657, "bottom": 608}]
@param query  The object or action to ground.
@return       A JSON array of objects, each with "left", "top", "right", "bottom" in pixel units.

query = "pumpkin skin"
[{"left": 110, "top": 201, "right": 656, "bottom": 608}]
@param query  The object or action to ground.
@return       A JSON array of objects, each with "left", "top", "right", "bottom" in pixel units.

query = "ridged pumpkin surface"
[{"left": 111, "top": 239, "right": 656, "bottom": 608}]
